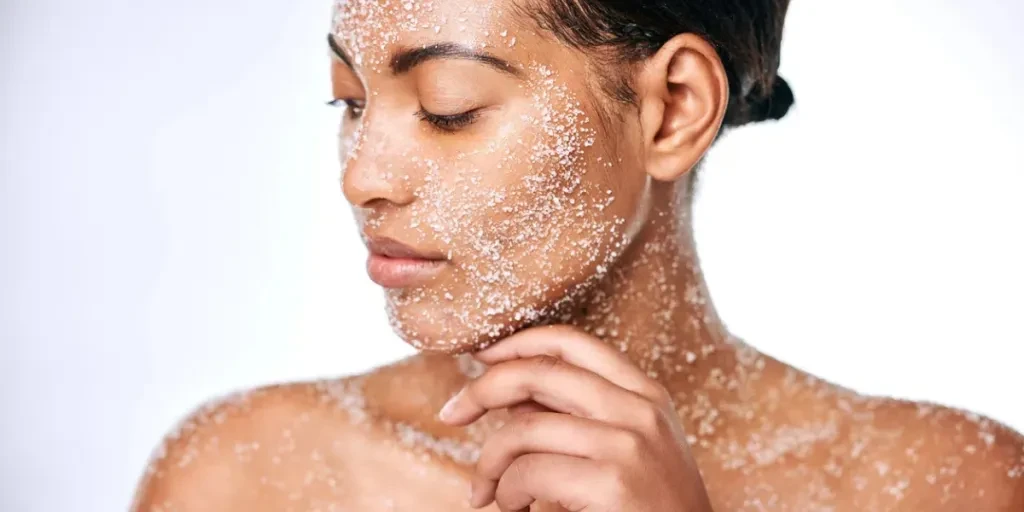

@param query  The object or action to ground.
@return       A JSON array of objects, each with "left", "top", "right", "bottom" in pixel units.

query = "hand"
[{"left": 438, "top": 325, "right": 715, "bottom": 512}]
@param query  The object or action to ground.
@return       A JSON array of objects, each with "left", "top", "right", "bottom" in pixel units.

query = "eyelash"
[
  {"left": 326, "top": 98, "right": 480, "bottom": 133},
  {"left": 415, "top": 108, "right": 482, "bottom": 133},
  {"left": 326, "top": 98, "right": 365, "bottom": 120}
]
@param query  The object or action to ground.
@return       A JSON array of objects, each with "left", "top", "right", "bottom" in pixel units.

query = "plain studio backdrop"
[{"left": 1, "top": 0, "right": 1022, "bottom": 510}]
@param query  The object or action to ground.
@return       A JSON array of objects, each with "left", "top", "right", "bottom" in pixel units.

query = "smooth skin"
[{"left": 132, "top": 0, "right": 1024, "bottom": 510}]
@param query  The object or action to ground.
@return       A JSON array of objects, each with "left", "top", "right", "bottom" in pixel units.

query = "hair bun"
[{"left": 750, "top": 76, "right": 794, "bottom": 122}]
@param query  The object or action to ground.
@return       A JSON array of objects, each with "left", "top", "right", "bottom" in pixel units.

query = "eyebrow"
[
  {"left": 327, "top": 33, "right": 355, "bottom": 69},
  {"left": 327, "top": 33, "right": 523, "bottom": 79}
]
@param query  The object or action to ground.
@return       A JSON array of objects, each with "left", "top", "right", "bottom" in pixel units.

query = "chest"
[{"left": 273, "top": 438, "right": 570, "bottom": 512}]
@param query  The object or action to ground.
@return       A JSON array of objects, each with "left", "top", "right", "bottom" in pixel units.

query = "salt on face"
[{"left": 334, "top": 0, "right": 640, "bottom": 353}]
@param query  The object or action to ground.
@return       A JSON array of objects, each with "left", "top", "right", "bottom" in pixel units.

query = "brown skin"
[{"left": 132, "top": 1, "right": 1024, "bottom": 510}]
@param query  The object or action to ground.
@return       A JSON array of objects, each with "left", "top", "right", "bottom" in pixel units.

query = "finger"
[
  {"left": 506, "top": 400, "right": 551, "bottom": 416},
  {"left": 438, "top": 355, "right": 647, "bottom": 426},
  {"left": 485, "top": 453, "right": 604, "bottom": 512},
  {"left": 472, "top": 412, "right": 635, "bottom": 507},
  {"left": 474, "top": 325, "right": 670, "bottom": 403}
]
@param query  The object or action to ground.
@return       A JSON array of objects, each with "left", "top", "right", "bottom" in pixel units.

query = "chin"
[
  {"left": 385, "top": 298, "right": 555, "bottom": 355},
  {"left": 381, "top": 257, "right": 614, "bottom": 354}
]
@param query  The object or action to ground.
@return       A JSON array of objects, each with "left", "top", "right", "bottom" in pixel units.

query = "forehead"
[{"left": 331, "top": 0, "right": 531, "bottom": 68}]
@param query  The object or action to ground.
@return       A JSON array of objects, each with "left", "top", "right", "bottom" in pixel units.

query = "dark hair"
[{"left": 526, "top": 0, "right": 794, "bottom": 127}]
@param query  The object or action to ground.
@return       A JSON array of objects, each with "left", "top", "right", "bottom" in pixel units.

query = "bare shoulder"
[
  {"left": 130, "top": 375, "right": 380, "bottom": 512},
  {"left": 838, "top": 397, "right": 1024, "bottom": 510}
]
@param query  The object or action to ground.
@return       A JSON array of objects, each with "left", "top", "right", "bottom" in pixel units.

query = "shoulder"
[
  {"left": 130, "top": 376, "right": 378, "bottom": 512},
  {"left": 839, "top": 398, "right": 1024, "bottom": 511}
]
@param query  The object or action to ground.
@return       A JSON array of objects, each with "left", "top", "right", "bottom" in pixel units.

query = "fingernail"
[{"left": 439, "top": 388, "right": 464, "bottom": 422}]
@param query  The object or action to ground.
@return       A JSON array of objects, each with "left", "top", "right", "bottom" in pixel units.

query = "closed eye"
[
  {"left": 416, "top": 108, "right": 482, "bottom": 133},
  {"left": 326, "top": 98, "right": 366, "bottom": 119}
]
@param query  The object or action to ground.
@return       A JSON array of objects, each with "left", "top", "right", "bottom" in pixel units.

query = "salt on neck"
[{"left": 568, "top": 183, "right": 735, "bottom": 385}]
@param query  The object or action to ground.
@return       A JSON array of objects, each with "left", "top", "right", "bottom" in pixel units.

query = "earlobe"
[{"left": 637, "top": 34, "right": 729, "bottom": 182}]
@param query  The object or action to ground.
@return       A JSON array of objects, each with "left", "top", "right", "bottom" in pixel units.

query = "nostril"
[{"left": 361, "top": 198, "right": 392, "bottom": 211}]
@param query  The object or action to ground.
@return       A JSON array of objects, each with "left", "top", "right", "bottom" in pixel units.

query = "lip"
[{"left": 365, "top": 236, "right": 447, "bottom": 289}]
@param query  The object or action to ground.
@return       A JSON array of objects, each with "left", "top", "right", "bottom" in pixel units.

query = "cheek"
[
  {"left": 424, "top": 79, "right": 644, "bottom": 294},
  {"left": 382, "top": 69, "right": 648, "bottom": 348},
  {"left": 484, "top": 83, "right": 643, "bottom": 273}
]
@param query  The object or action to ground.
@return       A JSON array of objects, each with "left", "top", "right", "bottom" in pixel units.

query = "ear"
[{"left": 635, "top": 34, "right": 729, "bottom": 182}]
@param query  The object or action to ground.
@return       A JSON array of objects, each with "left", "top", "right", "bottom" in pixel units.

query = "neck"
[
  {"left": 561, "top": 181, "right": 741, "bottom": 387},
  {"left": 426, "top": 182, "right": 775, "bottom": 448},
  {"left": 378, "top": 182, "right": 785, "bottom": 452}
]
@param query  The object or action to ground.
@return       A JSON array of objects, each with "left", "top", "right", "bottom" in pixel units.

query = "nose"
[{"left": 340, "top": 123, "right": 416, "bottom": 209}]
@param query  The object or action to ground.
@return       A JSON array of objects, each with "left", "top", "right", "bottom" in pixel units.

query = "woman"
[{"left": 132, "top": 0, "right": 1024, "bottom": 510}]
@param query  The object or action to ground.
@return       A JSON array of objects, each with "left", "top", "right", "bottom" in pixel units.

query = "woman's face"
[{"left": 331, "top": 0, "right": 652, "bottom": 352}]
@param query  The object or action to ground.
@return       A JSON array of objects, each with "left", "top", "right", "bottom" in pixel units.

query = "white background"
[{"left": 2, "top": 0, "right": 1022, "bottom": 510}]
